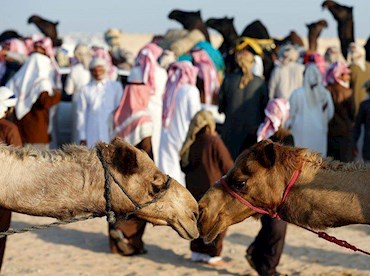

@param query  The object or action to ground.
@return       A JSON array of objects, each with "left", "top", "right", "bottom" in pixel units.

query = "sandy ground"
[{"left": 2, "top": 212, "right": 370, "bottom": 276}]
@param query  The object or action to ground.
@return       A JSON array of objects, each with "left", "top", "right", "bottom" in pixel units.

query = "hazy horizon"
[{"left": 1, "top": 0, "right": 369, "bottom": 39}]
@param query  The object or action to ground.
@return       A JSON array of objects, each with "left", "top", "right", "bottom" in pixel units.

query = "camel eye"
[
  {"left": 232, "top": 181, "right": 246, "bottom": 190},
  {"left": 151, "top": 183, "right": 161, "bottom": 194}
]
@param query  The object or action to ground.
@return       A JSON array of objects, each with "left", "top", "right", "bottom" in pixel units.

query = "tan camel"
[
  {"left": 0, "top": 137, "right": 199, "bottom": 240},
  {"left": 198, "top": 140, "right": 370, "bottom": 242}
]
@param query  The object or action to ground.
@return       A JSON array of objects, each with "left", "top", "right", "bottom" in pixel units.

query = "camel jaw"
[
  {"left": 201, "top": 219, "right": 226, "bottom": 244},
  {"left": 171, "top": 219, "right": 199, "bottom": 240},
  {"left": 136, "top": 213, "right": 199, "bottom": 240}
]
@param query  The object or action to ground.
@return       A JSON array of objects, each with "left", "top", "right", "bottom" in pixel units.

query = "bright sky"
[{"left": 1, "top": 0, "right": 369, "bottom": 38}]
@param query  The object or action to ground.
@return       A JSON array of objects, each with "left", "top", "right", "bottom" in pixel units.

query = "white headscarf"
[
  {"left": 279, "top": 45, "right": 299, "bottom": 65},
  {"left": 0, "top": 87, "right": 17, "bottom": 119},
  {"left": 303, "top": 64, "right": 330, "bottom": 108},
  {"left": 347, "top": 42, "right": 366, "bottom": 71},
  {"left": 89, "top": 57, "right": 107, "bottom": 70},
  {"left": 6, "top": 53, "right": 55, "bottom": 120}
]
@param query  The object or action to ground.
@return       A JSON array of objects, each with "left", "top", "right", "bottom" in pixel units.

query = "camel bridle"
[
  {"left": 220, "top": 162, "right": 303, "bottom": 219},
  {"left": 96, "top": 147, "right": 173, "bottom": 224},
  {"left": 220, "top": 163, "right": 370, "bottom": 256}
]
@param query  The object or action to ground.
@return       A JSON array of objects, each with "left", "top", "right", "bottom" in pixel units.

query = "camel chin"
[
  {"left": 136, "top": 213, "right": 199, "bottom": 240},
  {"left": 201, "top": 218, "right": 227, "bottom": 244},
  {"left": 171, "top": 218, "right": 199, "bottom": 240}
]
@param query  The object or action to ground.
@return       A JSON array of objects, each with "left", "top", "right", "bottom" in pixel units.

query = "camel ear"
[
  {"left": 97, "top": 138, "right": 139, "bottom": 175},
  {"left": 255, "top": 142, "right": 276, "bottom": 169},
  {"left": 196, "top": 10, "right": 201, "bottom": 16}
]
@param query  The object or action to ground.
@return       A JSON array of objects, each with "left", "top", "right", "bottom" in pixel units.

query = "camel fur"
[
  {"left": 198, "top": 140, "right": 370, "bottom": 242},
  {"left": 0, "top": 137, "right": 199, "bottom": 240}
]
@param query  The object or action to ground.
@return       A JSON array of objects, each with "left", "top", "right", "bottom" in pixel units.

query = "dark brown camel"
[
  {"left": 306, "top": 19, "right": 328, "bottom": 52},
  {"left": 364, "top": 36, "right": 370, "bottom": 63},
  {"left": 274, "top": 31, "right": 304, "bottom": 49},
  {"left": 198, "top": 140, "right": 370, "bottom": 243},
  {"left": 0, "top": 30, "right": 22, "bottom": 43},
  {"left": 206, "top": 17, "right": 239, "bottom": 73},
  {"left": 28, "top": 15, "right": 63, "bottom": 47},
  {"left": 168, "top": 10, "right": 210, "bottom": 42},
  {"left": 322, "top": 0, "right": 354, "bottom": 59}
]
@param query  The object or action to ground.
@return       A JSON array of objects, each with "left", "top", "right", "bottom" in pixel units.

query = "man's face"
[{"left": 90, "top": 65, "right": 105, "bottom": 81}]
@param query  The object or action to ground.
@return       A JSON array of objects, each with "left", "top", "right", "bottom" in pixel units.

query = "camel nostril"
[{"left": 193, "top": 211, "right": 199, "bottom": 221}]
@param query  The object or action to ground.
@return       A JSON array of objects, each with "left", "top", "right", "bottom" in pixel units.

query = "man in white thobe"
[
  {"left": 286, "top": 64, "right": 334, "bottom": 156},
  {"left": 159, "top": 61, "right": 201, "bottom": 185},
  {"left": 269, "top": 45, "right": 305, "bottom": 100},
  {"left": 76, "top": 57, "right": 123, "bottom": 147},
  {"left": 65, "top": 44, "right": 93, "bottom": 143}
]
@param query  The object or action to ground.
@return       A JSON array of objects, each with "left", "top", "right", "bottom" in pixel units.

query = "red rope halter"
[
  {"left": 220, "top": 162, "right": 370, "bottom": 257},
  {"left": 220, "top": 162, "right": 303, "bottom": 219}
]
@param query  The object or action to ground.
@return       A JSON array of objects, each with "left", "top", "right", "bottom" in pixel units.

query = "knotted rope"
[{"left": 0, "top": 214, "right": 102, "bottom": 238}]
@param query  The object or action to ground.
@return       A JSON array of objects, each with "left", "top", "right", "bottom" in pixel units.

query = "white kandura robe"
[
  {"left": 268, "top": 62, "right": 305, "bottom": 100},
  {"left": 158, "top": 84, "right": 201, "bottom": 186},
  {"left": 76, "top": 79, "right": 123, "bottom": 147},
  {"left": 287, "top": 87, "right": 334, "bottom": 156},
  {"left": 147, "top": 66, "right": 167, "bottom": 166},
  {"left": 64, "top": 63, "right": 91, "bottom": 143}
]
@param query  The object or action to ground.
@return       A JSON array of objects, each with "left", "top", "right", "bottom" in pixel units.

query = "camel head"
[
  {"left": 168, "top": 9, "right": 202, "bottom": 30},
  {"left": 198, "top": 140, "right": 300, "bottom": 242},
  {"left": 306, "top": 19, "right": 328, "bottom": 32},
  {"left": 322, "top": 1, "right": 353, "bottom": 21},
  {"left": 28, "top": 15, "right": 59, "bottom": 26},
  {"left": 96, "top": 137, "right": 199, "bottom": 240},
  {"left": 28, "top": 15, "right": 41, "bottom": 24},
  {"left": 206, "top": 17, "right": 235, "bottom": 34}
]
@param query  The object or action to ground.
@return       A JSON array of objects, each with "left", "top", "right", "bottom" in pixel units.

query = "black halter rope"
[{"left": 96, "top": 146, "right": 172, "bottom": 224}]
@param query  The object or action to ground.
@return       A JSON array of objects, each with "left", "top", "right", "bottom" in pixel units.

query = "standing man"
[
  {"left": 64, "top": 43, "right": 93, "bottom": 143},
  {"left": 76, "top": 57, "right": 123, "bottom": 147},
  {"left": 219, "top": 39, "right": 269, "bottom": 160},
  {"left": 6, "top": 37, "right": 61, "bottom": 149},
  {"left": 159, "top": 61, "right": 201, "bottom": 185}
]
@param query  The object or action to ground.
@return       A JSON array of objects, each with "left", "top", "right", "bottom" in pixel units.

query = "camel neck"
[
  {"left": 281, "top": 165, "right": 370, "bottom": 229},
  {"left": 0, "top": 149, "right": 109, "bottom": 220}
]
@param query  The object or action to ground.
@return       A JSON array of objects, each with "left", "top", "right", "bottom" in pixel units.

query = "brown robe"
[
  {"left": 326, "top": 83, "right": 355, "bottom": 162},
  {"left": 14, "top": 91, "right": 61, "bottom": 144},
  {"left": 181, "top": 131, "right": 233, "bottom": 257},
  {"left": 350, "top": 62, "right": 370, "bottom": 115},
  {"left": 0, "top": 118, "right": 22, "bottom": 271}
]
